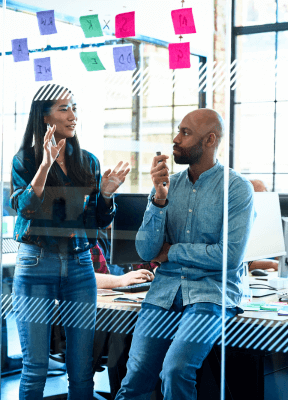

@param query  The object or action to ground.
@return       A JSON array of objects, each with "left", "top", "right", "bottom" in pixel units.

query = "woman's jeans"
[
  {"left": 115, "top": 288, "right": 238, "bottom": 400},
  {"left": 12, "top": 243, "right": 97, "bottom": 400}
]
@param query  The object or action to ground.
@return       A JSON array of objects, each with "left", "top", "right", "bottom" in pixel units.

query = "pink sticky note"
[
  {"left": 115, "top": 11, "right": 135, "bottom": 38},
  {"left": 171, "top": 8, "right": 196, "bottom": 35},
  {"left": 169, "top": 43, "right": 191, "bottom": 69}
]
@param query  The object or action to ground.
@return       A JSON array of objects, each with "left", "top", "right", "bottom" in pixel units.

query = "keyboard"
[{"left": 112, "top": 282, "right": 152, "bottom": 293}]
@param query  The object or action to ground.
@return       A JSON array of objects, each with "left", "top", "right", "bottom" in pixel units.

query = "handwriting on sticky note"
[
  {"left": 80, "top": 52, "right": 106, "bottom": 71},
  {"left": 171, "top": 8, "right": 196, "bottom": 35},
  {"left": 36, "top": 10, "right": 57, "bottom": 35},
  {"left": 113, "top": 45, "right": 136, "bottom": 72},
  {"left": 34, "top": 57, "right": 53, "bottom": 81},
  {"left": 11, "top": 38, "right": 29, "bottom": 62},
  {"left": 168, "top": 42, "right": 191, "bottom": 69},
  {"left": 115, "top": 11, "right": 135, "bottom": 38},
  {"left": 80, "top": 14, "right": 103, "bottom": 38}
]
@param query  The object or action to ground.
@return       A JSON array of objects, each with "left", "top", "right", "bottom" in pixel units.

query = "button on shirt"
[
  {"left": 10, "top": 143, "right": 116, "bottom": 254},
  {"left": 135, "top": 161, "right": 256, "bottom": 310}
]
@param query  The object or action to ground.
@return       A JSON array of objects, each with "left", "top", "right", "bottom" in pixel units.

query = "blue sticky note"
[
  {"left": 113, "top": 45, "right": 136, "bottom": 72},
  {"left": 36, "top": 10, "right": 57, "bottom": 35},
  {"left": 11, "top": 38, "right": 29, "bottom": 62},
  {"left": 34, "top": 57, "right": 53, "bottom": 81}
]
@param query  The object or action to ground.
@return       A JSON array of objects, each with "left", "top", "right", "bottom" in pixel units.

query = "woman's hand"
[
  {"left": 119, "top": 270, "right": 154, "bottom": 287},
  {"left": 41, "top": 124, "right": 65, "bottom": 169},
  {"left": 100, "top": 161, "right": 130, "bottom": 198}
]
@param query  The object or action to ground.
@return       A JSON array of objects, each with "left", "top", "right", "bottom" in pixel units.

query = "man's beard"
[{"left": 173, "top": 138, "right": 204, "bottom": 165}]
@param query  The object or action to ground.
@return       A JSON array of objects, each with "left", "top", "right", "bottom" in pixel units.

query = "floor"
[{"left": 1, "top": 315, "right": 111, "bottom": 399}]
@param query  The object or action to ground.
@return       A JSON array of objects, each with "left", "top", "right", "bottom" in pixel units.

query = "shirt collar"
[{"left": 185, "top": 160, "right": 221, "bottom": 182}]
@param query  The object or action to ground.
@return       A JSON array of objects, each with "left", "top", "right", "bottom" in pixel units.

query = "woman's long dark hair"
[{"left": 11, "top": 84, "right": 98, "bottom": 195}]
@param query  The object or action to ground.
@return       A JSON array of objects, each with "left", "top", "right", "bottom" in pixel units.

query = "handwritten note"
[
  {"left": 36, "top": 10, "right": 57, "bottom": 35},
  {"left": 80, "top": 52, "right": 105, "bottom": 71},
  {"left": 34, "top": 57, "right": 53, "bottom": 81},
  {"left": 11, "top": 38, "right": 29, "bottom": 62},
  {"left": 113, "top": 45, "right": 136, "bottom": 72},
  {"left": 171, "top": 8, "right": 196, "bottom": 35},
  {"left": 115, "top": 11, "right": 135, "bottom": 38},
  {"left": 80, "top": 14, "right": 103, "bottom": 38},
  {"left": 168, "top": 42, "right": 191, "bottom": 69}
]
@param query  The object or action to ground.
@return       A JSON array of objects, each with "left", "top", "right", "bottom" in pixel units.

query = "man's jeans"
[
  {"left": 12, "top": 243, "right": 97, "bottom": 400},
  {"left": 115, "top": 288, "right": 238, "bottom": 400}
]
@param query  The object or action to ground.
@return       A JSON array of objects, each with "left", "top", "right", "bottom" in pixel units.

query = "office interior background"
[{"left": 1, "top": 0, "right": 288, "bottom": 398}]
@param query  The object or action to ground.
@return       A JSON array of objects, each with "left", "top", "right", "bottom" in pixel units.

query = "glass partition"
[{"left": 0, "top": 1, "right": 254, "bottom": 400}]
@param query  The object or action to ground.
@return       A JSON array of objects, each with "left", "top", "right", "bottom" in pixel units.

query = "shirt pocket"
[{"left": 197, "top": 205, "right": 223, "bottom": 234}]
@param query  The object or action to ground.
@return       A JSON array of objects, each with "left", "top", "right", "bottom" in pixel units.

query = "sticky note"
[
  {"left": 34, "top": 57, "right": 53, "bottom": 81},
  {"left": 115, "top": 11, "right": 135, "bottom": 38},
  {"left": 171, "top": 8, "right": 196, "bottom": 35},
  {"left": 36, "top": 10, "right": 57, "bottom": 35},
  {"left": 80, "top": 14, "right": 103, "bottom": 38},
  {"left": 168, "top": 42, "right": 191, "bottom": 69},
  {"left": 11, "top": 38, "right": 29, "bottom": 62},
  {"left": 80, "top": 52, "right": 105, "bottom": 71},
  {"left": 113, "top": 45, "right": 136, "bottom": 72}
]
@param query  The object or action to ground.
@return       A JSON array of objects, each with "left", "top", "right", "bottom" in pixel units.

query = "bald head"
[{"left": 184, "top": 108, "right": 224, "bottom": 147}]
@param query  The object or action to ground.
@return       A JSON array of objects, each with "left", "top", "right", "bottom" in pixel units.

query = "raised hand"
[
  {"left": 100, "top": 161, "right": 130, "bottom": 198},
  {"left": 42, "top": 124, "right": 65, "bottom": 168},
  {"left": 150, "top": 154, "right": 170, "bottom": 200}
]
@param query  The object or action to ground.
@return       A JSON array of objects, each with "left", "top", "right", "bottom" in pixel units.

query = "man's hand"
[
  {"left": 152, "top": 242, "right": 172, "bottom": 264},
  {"left": 150, "top": 154, "right": 170, "bottom": 203}
]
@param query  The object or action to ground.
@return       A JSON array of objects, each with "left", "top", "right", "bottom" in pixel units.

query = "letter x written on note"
[
  {"left": 36, "top": 10, "right": 57, "bottom": 35},
  {"left": 113, "top": 45, "right": 136, "bottom": 72},
  {"left": 80, "top": 52, "right": 105, "bottom": 71},
  {"left": 34, "top": 57, "right": 53, "bottom": 81},
  {"left": 11, "top": 38, "right": 29, "bottom": 62},
  {"left": 171, "top": 8, "right": 196, "bottom": 35},
  {"left": 168, "top": 43, "right": 191, "bottom": 69},
  {"left": 80, "top": 14, "right": 103, "bottom": 38},
  {"left": 115, "top": 11, "right": 135, "bottom": 38}
]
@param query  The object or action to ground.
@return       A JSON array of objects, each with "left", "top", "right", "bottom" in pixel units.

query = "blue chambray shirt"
[
  {"left": 135, "top": 161, "right": 256, "bottom": 310},
  {"left": 10, "top": 142, "right": 116, "bottom": 254}
]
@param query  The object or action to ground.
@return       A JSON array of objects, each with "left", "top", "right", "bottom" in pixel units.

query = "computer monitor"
[
  {"left": 110, "top": 193, "right": 149, "bottom": 265},
  {"left": 279, "top": 193, "right": 288, "bottom": 217}
]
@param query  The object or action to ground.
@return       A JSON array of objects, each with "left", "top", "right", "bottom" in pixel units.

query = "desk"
[{"left": 96, "top": 292, "right": 288, "bottom": 400}]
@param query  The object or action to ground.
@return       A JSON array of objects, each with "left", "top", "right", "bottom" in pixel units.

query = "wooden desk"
[{"left": 96, "top": 292, "right": 288, "bottom": 400}]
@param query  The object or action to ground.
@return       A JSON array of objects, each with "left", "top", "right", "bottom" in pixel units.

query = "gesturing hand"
[
  {"left": 100, "top": 161, "right": 130, "bottom": 198},
  {"left": 150, "top": 154, "right": 170, "bottom": 200},
  {"left": 42, "top": 124, "right": 65, "bottom": 168}
]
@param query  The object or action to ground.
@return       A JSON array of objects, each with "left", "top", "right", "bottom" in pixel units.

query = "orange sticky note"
[
  {"left": 115, "top": 11, "right": 135, "bottom": 38},
  {"left": 168, "top": 42, "right": 191, "bottom": 69}
]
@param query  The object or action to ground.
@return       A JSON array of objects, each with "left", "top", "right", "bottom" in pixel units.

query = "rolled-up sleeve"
[
  {"left": 135, "top": 190, "right": 168, "bottom": 261},
  {"left": 10, "top": 155, "right": 44, "bottom": 220}
]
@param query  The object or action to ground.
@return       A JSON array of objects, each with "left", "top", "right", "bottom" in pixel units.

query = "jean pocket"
[
  {"left": 77, "top": 252, "right": 92, "bottom": 266},
  {"left": 16, "top": 255, "right": 39, "bottom": 267}
]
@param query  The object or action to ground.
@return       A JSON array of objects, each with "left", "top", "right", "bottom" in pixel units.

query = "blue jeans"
[
  {"left": 115, "top": 288, "right": 238, "bottom": 400},
  {"left": 12, "top": 243, "right": 97, "bottom": 400}
]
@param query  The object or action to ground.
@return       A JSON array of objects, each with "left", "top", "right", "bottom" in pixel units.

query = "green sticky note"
[
  {"left": 2, "top": 222, "right": 7, "bottom": 234},
  {"left": 80, "top": 15, "right": 103, "bottom": 38},
  {"left": 80, "top": 52, "right": 105, "bottom": 71}
]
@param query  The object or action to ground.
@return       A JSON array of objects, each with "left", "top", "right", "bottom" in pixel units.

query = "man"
[{"left": 114, "top": 108, "right": 255, "bottom": 400}]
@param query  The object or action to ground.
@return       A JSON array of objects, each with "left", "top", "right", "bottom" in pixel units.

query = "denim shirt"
[
  {"left": 10, "top": 142, "right": 116, "bottom": 254},
  {"left": 135, "top": 161, "right": 256, "bottom": 310}
]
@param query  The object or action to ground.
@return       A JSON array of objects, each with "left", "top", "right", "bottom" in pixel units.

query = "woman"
[{"left": 10, "top": 84, "right": 130, "bottom": 400}]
